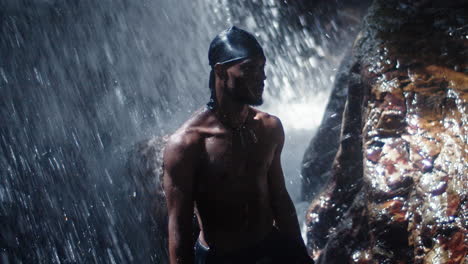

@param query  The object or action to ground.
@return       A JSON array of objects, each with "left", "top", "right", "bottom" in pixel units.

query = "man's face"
[{"left": 223, "top": 56, "right": 266, "bottom": 106}]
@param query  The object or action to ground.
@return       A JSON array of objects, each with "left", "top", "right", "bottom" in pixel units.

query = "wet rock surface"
[
  {"left": 305, "top": 1, "right": 467, "bottom": 263},
  {"left": 301, "top": 50, "right": 355, "bottom": 201},
  {"left": 125, "top": 136, "right": 169, "bottom": 263}
]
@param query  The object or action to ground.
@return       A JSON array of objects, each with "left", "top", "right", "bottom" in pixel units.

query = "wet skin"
[{"left": 163, "top": 57, "right": 303, "bottom": 263}]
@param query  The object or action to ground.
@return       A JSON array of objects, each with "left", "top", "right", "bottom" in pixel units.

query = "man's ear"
[{"left": 214, "top": 63, "right": 227, "bottom": 80}]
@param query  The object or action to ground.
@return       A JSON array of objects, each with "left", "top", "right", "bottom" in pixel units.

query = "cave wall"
[{"left": 305, "top": 1, "right": 467, "bottom": 263}]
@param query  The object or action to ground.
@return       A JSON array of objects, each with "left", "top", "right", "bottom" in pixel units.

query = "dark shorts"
[{"left": 194, "top": 228, "right": 314, "bottom": 264}]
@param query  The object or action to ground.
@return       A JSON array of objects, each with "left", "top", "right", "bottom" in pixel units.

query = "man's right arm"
[{"left": 163, "top": 132, "right": 199, "bottom": 264}]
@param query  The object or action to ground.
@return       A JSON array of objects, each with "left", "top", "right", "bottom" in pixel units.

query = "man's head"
[{"left": 207, "top": 27, "right": 266, "bottom": 108}]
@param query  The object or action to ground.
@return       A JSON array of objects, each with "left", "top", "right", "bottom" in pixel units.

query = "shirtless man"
[{"left": 163, "top": 27, "right": 313, "bottom": 264}]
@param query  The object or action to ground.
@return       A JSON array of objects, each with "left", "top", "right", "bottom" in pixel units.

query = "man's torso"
[{"left": 184, "top": 107, "right": 279, "bottom": 253}]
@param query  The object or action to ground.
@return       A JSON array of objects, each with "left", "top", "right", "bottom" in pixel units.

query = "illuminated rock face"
[{"left": 305, "top": 1, "right": 467, "bottom": 263}]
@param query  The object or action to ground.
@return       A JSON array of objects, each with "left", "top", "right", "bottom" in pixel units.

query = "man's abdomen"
[{"left": 195, "top": 187, "right": 274, "bottom": 253}]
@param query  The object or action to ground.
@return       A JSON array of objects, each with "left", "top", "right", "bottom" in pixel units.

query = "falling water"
[{"left": 0, "top": 0, "right": 368, "bottom": 262}]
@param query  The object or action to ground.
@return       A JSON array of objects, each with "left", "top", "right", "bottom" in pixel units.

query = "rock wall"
[
  {"left": 125, "top": 136, "right": 169, "bottom": 263},
  {"left": 301, "top": 49, "right": 355, "bottom": 201},
  {"left": 305, "top": 1, "right": 467, "bottom": 263}
]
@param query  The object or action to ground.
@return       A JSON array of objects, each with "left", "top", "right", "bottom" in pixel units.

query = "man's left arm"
[{"left": 267, "top": 116, "right": 313, "bottom": 263}]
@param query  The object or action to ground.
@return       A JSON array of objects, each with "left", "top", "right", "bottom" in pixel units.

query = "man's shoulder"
[
  {"left": 163, "top": 126, "right": 203, "bottom": 171},
  {"left": 251, "top": 107, "right": 283, "bottom": 130},
  {"left": 166, "top": 129, "right": 200, "bottom": 153},
  {"left": 165, "top": 108, "right": 215, "bottom": 153},
  {"left": 167, "top": 125, "right": 202, "bottom": 153}
]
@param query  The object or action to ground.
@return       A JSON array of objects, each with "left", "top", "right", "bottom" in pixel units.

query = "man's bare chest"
[{"left": 197, "top": 130, "right": 276, "bottom": 192}]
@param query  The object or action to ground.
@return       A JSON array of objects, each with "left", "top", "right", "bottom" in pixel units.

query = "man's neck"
[{"left": 213, "top": 102, "right": 250, "bottom": 130}]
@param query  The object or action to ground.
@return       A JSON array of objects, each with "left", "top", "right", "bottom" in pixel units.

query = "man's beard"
[
  {"left": 234, "top": 90, "right": 263, "bottom": 106},
  {"left": 226, "top": 79, "right": 264, "bottom": 106}
]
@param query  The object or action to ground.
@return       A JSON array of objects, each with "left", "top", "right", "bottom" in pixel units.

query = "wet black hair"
[{"left": 207, "top": 26, "right": 265, "bottom": 109}]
